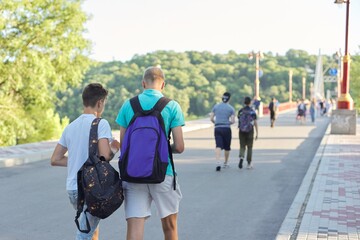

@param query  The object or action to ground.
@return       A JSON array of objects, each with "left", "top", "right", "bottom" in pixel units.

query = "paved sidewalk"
[
  {"left": 277, "top": 119, "right": 360, "bottom": 240},
  {"left": 0, "top": 118, "right": 212, "bottom": 168},
  {"left": 3, "top": 114, "right": 360, "bottom": 240}
]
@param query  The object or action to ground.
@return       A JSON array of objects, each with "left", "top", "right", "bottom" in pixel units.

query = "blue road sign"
[{"left": 329, "top": 68, "right": 338, "bottom": 76}]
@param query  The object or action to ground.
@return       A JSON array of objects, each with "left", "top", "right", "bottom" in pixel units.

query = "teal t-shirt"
[{"left": 116, "top": 89, "right": 185, "bottom": 176}]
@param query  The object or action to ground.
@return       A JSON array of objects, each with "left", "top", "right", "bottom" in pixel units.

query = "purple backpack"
[
  {"left": 119, "top": 96, "right": 176, "bottom": 187},
  {"left": 238, "top": 107, "right": 254, "bottom": 133}
]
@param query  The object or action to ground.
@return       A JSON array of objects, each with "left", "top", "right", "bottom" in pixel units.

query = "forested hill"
[
  {"left": 2, "top": 1, "right": 359, "bottom": 147},
  {"left": 57, "top": 49, "right": 360, "bottom": 130}
]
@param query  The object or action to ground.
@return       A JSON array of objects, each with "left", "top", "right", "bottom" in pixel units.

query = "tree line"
[
  {"left": 57, "top": 49, "right": 360, "bottom": 131},
  {"left": 1, "top": 0, "right": 359, "bottom": 146}
]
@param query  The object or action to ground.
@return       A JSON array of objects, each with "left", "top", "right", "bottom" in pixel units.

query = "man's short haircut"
[
  {"left": 244, "top": 96, "right": 251, "bottom": 105},
  {"left": 143, "top": 66, "right": 165, "bottom": 83},
  {"left": 222, "top": 92, "right": 231, "bottom": 103},
  {"left": 82, "top": 83, "right": 108, "bottom": 107}
]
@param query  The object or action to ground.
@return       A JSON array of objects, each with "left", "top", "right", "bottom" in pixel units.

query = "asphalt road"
[{"left": 0, "top": 111, "right": 330, "bottom": 240}]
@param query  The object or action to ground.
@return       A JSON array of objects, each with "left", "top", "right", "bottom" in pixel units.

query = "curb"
[
  {"left": 0, "top": 141, "right": 58, "bottom": 168},
  {"left": 0, "top": 119, "right": 212, "bottom": 168}
]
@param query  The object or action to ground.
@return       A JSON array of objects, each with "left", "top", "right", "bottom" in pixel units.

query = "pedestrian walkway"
[
  {"left": 2, "top": 112, "right": 360, "bottom": 240},
  {"left": 277, "top": 118, "right": 360, "bottom": 240}
]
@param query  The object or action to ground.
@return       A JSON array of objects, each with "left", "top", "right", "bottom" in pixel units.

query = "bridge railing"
[{"left": 262, "top": 102, "right": 298, "bottom": 115}]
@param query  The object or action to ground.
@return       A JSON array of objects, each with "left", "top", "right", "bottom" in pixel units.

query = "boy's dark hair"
[
  {"left": 244, "top": 96, "right": 251, "bottom": 105},
  {"left": 82, "top": 83, "right": 108, "bottom": 107}
]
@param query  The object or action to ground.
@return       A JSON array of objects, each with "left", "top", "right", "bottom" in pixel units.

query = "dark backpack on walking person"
[
  {"left": 238, "top": 107, "right": 254, "bottom": 133},
  {"left": 75, "top": 118, "right": 124, "bottom": 233},
  {"left": 119, "top": 96, "right": 176, "bottom": 189}
]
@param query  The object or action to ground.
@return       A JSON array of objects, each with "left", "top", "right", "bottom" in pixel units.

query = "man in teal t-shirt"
[{"left": 116, "top": 66, "right": 185, "bottom": 240}]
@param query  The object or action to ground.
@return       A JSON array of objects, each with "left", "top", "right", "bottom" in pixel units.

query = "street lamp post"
[
  {"left": 289, "top": 70, "right": 293, "bottom": 103},
  {"left": 302, "top": 76, "right": 306, "bottom": 100},
  {"left": 335, "top": 51, "right": 343, "bottom": 98},
  {"left": 334, "top": 0, "right": 353, "bottom": 109},
  {"left": 331, "top": 0, "right": 357, "bottom": 135},
  {"left": 248, "top": 51, "right": 264, "bottom": 100}
]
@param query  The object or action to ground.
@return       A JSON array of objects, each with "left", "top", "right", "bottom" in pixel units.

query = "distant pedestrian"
[
  {"left": 319, "top": 99, "right": 325, "bottom": 116},
  {"left": 51, "top": 83, "right": 120, "bottom": 240},
  {"left": 268, "top": 97, "right": 278, "bottom": 128},
  {"left": 116, "top": 66, "right": 185, "bottom": 240},
  {"left": 238, "top": 96, "right": 258, "bottom": 169},
  {"left": 310, "top": 98, "right": 316, "bottom": 123},
  {"left": 297, "top": 99, "right": 307, "bottom": 124},
  {"left": 210, "top": 92, "right": 235, "bottom": 171},
  {"left": 325, "top": 99, "right": 333, "bottom": 117},
  {"left": 252, "top": 96, "right": 261, "bottom": 116}
]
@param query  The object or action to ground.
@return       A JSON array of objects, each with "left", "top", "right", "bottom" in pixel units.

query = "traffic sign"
[{"left": 329, "top": 68, "right": 338, "bottom": 76}]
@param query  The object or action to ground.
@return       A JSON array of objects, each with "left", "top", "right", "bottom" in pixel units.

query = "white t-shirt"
[{"left": 59, "top": 114, "right": 113, "bottom": 190}]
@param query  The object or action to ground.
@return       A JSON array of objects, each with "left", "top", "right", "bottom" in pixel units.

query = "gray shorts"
[
  {"left": 123, "top": 175, "right": 182, "bottom": 219},
  {"left": 68, "top": 190, "right": 100, "bottom": 240}
]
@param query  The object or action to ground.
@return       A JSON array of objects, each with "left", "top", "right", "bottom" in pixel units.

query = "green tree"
[{"left": 0, "top": 0, "right": 91, "bottom": 146}]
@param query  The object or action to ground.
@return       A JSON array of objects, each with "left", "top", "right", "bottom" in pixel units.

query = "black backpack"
[{"left": 75, "top": 118, "right": 124, "bottom": 233}]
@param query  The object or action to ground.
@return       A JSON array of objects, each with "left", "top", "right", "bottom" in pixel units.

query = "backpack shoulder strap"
[
  {"left": 153, "top": 97, "right": 171, "bottom": 112},
  {"left": 75, "top": 118, "right": 101, "bottom": 234},
  {"left": 129, "top": 96, "right": 143, "bottom": 114},
  {"left": 153, "top": 97, "right": 177, "bottom": 190},
  {"left": 89, "top": 118, "right": 101, "bottom": 156}
]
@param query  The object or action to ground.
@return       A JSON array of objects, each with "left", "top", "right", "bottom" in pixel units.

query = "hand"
[{"left": 110, "top": 139, "right": 120, "bottom": 153}]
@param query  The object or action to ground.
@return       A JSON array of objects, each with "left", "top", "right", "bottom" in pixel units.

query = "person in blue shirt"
[
  {"left": 210, "top": 92, "right": 235, "bottom": 171},
  {"left": 116, "top": 66, "right": 185, "bottom": 240}
]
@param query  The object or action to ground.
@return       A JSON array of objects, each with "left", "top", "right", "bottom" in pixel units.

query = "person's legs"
[
  {"left": 161, "top": 213, "right": 178, "bottom": 240},
  {"left": 245, "top": 131, "right": 254, "bottom": 167},
  {"left": 151, "top": 176, "right": 182, "bottom": 240},
  {"left": 238, "top": 131, "right": 246, "bottom": 168},
  {"left": 215, "top": 147, "right": 222, "bottom": 170},
  {"left": 215, "top": 147, "right": 222, "bottom": 162},
  {"left": 214, "top": 128, "right": 224, "bottom": 170},
  {"left": 123, "top": 182, "right": 152, "bottom": 240},
  {"left": 67, "top": 190, "right": 101, "bottom": 240},
  {"left": 224, "top": 150, "right": 230, "bottom": 164},
  {"left": 223, "top": 128, "right": 232, "bottom": 166},
  {"left": 270, "top": 112, "right": 275, "bottom": 127},
  {"left": 92, "top": 228, "right": 99, "bottom": 240},
  {"left": 126, "top": 217, "right": 146, "bottom": 240},
  {"left": 239, "top": 131, "right": 246, "bottom": 158}
]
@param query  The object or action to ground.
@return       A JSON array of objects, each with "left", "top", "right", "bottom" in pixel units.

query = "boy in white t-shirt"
[{"left": 51, "top": 83, "right": 120, "bottom": 240}]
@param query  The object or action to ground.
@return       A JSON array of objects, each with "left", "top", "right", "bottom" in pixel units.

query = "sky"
[{"left": 81, "top": 0, "right": 360, "bottom": 62}]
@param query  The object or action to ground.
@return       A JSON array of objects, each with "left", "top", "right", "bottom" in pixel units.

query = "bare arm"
[
  {"left": 51, "top": 144, "right": 68, "bottom": 167},
  {"left": 119, "top": 126, "right": 127, "bottom": 152},
  {"left": 98, "top": 138, "right": 120, "bottom": 161},
  {"left": 210, "top": 112, "right": 215, "bottom": 124},
  {"left": 254, "top": 120, "right": 258, "bottom": 140},
  {"left": 171, "top": 126, "right": 184, "bottom": 154},
  {"left": 230, "top": 114, "right": 235, "bottom": 124}
]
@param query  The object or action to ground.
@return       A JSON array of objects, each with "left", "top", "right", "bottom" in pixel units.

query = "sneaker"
[
  {"left": 247, "top": 163, "right": 253, "bottom": 169},
  {"left": 216, "top": 166, "right": 221, "bottom": 171},
  {"left": 223, "top": 163, "right": 230, "bottom": 169},
  {"left": 238, "top": 158, "right": 244, "bottom": 169}
]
